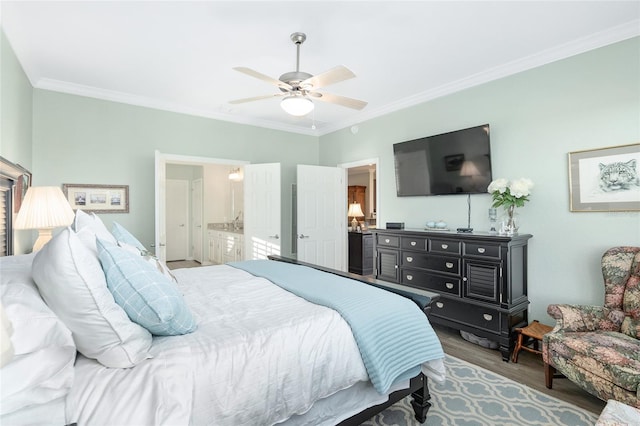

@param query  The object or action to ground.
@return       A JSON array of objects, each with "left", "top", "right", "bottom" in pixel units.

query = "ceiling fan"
[{"left": 230, "top": 32, "right": 367, "bottom": 116}]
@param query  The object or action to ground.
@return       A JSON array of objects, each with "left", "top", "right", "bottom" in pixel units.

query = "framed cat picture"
[{"left": 568, "top": 143, "right": 640, "bottom": 212}]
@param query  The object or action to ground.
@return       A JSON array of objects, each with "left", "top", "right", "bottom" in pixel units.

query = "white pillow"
[
  {"left": 0, "top": 254, "right": 75, "bottom": 420},
  {"left": 73, "top": 209, "right": 117, "bottom": 253},
  {"left": 32, "top": 227, "right": 152, "bottom": 368}
]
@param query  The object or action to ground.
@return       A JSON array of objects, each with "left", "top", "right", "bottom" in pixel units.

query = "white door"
[
  {"left": 154, "top": 151, "right": 167, "bottom": 261},
  {"left": 166, "top": 179, "right": 189, "bottom": 261},
  {"left": 297, "top": 165, "right": 346, "bottom": 270},
  {"left": 191, "top": 178, "right": 203, "bottom": 263},
  {"left": 244, "top": 163, "right": 281, "bottom": 260}
]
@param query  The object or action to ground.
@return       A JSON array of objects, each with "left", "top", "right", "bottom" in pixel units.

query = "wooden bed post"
[{"left": 410, "top": 373, "right": 432, "bottom": 423}]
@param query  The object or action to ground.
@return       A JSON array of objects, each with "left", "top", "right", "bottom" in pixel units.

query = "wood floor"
[
  {"left": 434, "top": 323, "right": 606, "bottom": 415},
  {"left": 166, "top": 260, "right": 203, "bottom": 269},
  {"left": 164, "top": 260, "right": 606, "bottom": 415}
]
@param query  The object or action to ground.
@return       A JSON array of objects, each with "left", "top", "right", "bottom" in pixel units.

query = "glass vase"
[{"left": 499, "top": 205, "right": 519, "bottom": 236}]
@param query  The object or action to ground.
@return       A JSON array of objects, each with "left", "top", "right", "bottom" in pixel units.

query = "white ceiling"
[{"left": 2, "top": 1, "right": 639, "bottom": 136}]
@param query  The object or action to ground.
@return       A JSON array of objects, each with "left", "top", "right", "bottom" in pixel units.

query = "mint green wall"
[
  {"left": 319, "top": 37, "right": 640, "bottom": 322},
  {"left": 31, "top": 90, "right": 318, "bottom": 255},
  {"left": 0, "top": 30, "right": 33, "bottom": 254}
]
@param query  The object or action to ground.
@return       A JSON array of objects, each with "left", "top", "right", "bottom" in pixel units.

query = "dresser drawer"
[
  {"left": 430, "top": 298, "right": 500, "bottom": 333},
  {"left": 464, "top": 242, "right": 501, "bottom": 259},
  {"left": 402, "top": 252, "right": 460, "bottom": 275},
  {"left": 377, "top": 234, "right": 400, "bottom": 248},
  {"left": 401, "top": 269, "right": 461, "bottom": 296},
  {"left": 429, "top": 239, "right": 461, "bottom": 255},
  {"left": 401, "top": 236, "right": 427, "bottom": 251}
]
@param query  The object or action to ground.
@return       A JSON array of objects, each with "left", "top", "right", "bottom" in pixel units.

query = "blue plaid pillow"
[
  {"left": 97, "top": 238, "right": 196, "bottom": 336},
  {"left": 111, "top": 222, "right": 147, "bottom": 253}
]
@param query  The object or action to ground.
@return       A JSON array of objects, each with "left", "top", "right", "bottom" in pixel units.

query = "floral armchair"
[{"left": 543, "top": 246, "right": 640, "bottom": 408}]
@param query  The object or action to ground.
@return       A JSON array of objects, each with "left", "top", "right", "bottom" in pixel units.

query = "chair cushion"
[
  {"left": 545, "top": 330, "right": 640, "bottom": 392},
  {"left": 621, "top": 252, "right": 640, "bottom": 338}
]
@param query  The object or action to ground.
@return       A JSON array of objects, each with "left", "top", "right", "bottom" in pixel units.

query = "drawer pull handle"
[
  {"left": 436, "top": 302, "right": 444, "bottom": 309},
  {"left": 477, "top": 247, "right": 486, "bottom": 253},
  {"left": 445, "top": 282, "right": 454, "bottom": 289},
  {"left": 406, "top": 256, "right": 413, "bottom": 262},
  {"left": 441, "top": 244, "right": 448, "bottom": 249},
  {"left": 411, "top": 241, "right": 417, "bottom": 246},
  {"left": 406, "top": 275, "right": 413, "bottom": 281},
  {"left": 445, "top": 262, "right": 453, "bottom": 268},
  {"left": 385, "top": 238, "right": 390, "bottom": 243},
  {"left": 483, "top": 314, "right": 493, "bottom": 321}
]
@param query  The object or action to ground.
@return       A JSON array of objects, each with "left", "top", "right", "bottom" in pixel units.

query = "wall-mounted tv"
[{"left": 393, "top": 124, "right": 492, "bottom": 196}]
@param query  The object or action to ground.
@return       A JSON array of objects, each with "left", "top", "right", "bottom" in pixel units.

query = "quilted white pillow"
[{"left": 32, "top": 227, "right": 152, "bottom": 368}]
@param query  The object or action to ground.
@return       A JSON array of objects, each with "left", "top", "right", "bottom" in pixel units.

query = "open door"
[
  {"left": 244, "top": 163, "right": 281, "bottom": 259},
  {"left": 154, "top": 151, "right": 167, "bottom": 261},
  {"left": 296, "top": 165, "right": 346, "bottom": 271}
]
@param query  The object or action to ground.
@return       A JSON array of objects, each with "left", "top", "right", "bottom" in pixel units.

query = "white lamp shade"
[
  {"left": 15, "top": 186, "right": 75, "bottom": 230},
  {"left": 281, "top": 96, "right": 314, "bottom": 116},
  {"left": 347, "top": 202, "right": 364, "bottom": 218}
]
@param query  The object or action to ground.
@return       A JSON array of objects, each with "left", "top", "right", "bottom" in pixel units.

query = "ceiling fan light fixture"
[{"left": 281, "top": 96, "right": 314, "bottom": 116}]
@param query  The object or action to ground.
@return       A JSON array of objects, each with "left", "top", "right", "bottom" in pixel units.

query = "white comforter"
[{"left": 69, "top": 265, "right": 375, "bottom": 425}]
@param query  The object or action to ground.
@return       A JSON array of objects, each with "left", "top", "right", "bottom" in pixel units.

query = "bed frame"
[{"left": 267, "top": 255, "right": 440, "bottom": 424}]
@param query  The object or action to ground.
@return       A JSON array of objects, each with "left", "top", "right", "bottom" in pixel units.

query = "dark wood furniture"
[
  {"left": 372, "top": 229, "right": 532, "bottom": 362},
  {"left": 512, "top": 320, "right": 553, "bottom": 363},
  {"left": 348, "top": 231, "right": 373, "bottom": 275},
  {"left": 268, "top": 254, "right": 440, "bottom": 423},
  {"left": 348, "top": 185, "right": 367, "bottom": 214}
]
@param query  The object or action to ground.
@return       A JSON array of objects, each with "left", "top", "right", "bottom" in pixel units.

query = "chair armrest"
[{"left": 547, "top": 304, "right": 625, "bottom": 333}]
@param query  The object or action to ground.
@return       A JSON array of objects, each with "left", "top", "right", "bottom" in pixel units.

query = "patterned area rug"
[{"left": 361, "top": 355, "right": 598, "bottom": 426}]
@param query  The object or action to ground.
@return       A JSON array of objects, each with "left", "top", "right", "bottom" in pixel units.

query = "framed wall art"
[
  {"left": 568, "top": 143, "right": 640, "bottom": 212},
  {"left": 62, "top": 184, "right": 129, "bottom": 213}
]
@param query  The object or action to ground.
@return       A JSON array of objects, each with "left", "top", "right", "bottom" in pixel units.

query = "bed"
[{"left": 0, "top": 211, "right": 446, "bottom": 426}]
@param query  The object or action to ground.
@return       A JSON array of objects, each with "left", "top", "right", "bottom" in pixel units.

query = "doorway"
[{"left": 342, "top": 159, "right": 379, "bottom": 230}]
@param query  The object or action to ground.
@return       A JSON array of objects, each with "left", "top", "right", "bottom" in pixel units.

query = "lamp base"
[
  {"left": 351, "top": 217, "right": 359, "bottom": 230},
  {"left": 33, "top": 229, "right": 54, "bottom": 252}
]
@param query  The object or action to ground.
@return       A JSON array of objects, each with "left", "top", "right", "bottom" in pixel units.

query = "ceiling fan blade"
[
  {"left": 233, "top": 67, "right": 293, "bottom": 91},
  {"left": 301, "top": 66, "right": 356, "bottom": 90},
  {"left": 309, "top": 92, "right": 367, "bottom": 110},
  {"left": 229, "top": 93, "right": 286, "bottom": 104}
]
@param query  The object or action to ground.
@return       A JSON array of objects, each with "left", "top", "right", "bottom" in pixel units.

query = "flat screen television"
[{"left": 393, "top": 124, "right": 492, "bottom": 196}]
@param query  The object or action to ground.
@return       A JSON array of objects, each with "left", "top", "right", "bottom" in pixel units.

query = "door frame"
[{"left": 155, "top": 151, "right": 248, "bottom": 261}]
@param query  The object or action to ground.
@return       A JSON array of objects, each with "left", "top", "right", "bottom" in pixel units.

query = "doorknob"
[
  {"left": 269, "top": 234, "right": 280, "bottom": 239},
  {"left": 299, "top": 234, "right": 310, "bottom": 239},
  {"left": 159, "top": 243, "right": 166, "bottom": 247}
]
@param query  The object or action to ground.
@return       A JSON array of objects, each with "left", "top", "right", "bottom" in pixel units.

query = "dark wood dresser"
[
  {"left": 372, "top": 228, "right": 532, "bottom": 361},
  {"left": 348, "top": 231, "right": 374, "bottom": 275}
]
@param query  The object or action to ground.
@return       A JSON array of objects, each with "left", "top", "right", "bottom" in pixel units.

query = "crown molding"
[
  {"left": 34, "top": 20, "right": 638, "bottom": 138},
  {"left": 317, "top": 20, "right": 640, "bottom": 136}
]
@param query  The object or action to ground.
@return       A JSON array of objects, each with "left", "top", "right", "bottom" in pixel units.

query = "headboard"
[{"left": 0, "top": 156, "right": 31, "bottom": 256}]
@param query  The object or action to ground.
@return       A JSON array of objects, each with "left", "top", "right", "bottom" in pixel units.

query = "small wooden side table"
[{"left": 512, "top": 320, "right": 554, "bottom": 363}]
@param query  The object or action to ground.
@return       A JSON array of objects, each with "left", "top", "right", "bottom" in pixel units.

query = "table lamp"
[
  {"left": 15, "top": 186, "right": 75, "bottom": 252},
  {"left": 347, "top": 202, "right": 364, "bottom": 230}
]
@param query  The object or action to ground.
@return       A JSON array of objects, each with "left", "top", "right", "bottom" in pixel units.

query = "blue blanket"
[{"left": 228, "top": 260, "right": 444, "bottom": 394}]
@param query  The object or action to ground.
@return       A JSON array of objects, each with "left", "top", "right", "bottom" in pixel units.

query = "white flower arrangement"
[{"left": 488, "top": 178, "right": 534, "bottom": 209}]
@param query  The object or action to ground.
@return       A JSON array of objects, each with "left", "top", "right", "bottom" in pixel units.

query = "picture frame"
[
  {"left": 444, "top": 153, "right": 465, "bottom": 171},
  {"left": 568, "top": 143, "right": 640, "bottom": 212},
  {"left": 62, "top": 184, "right": 129, "bottom": 213}
]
